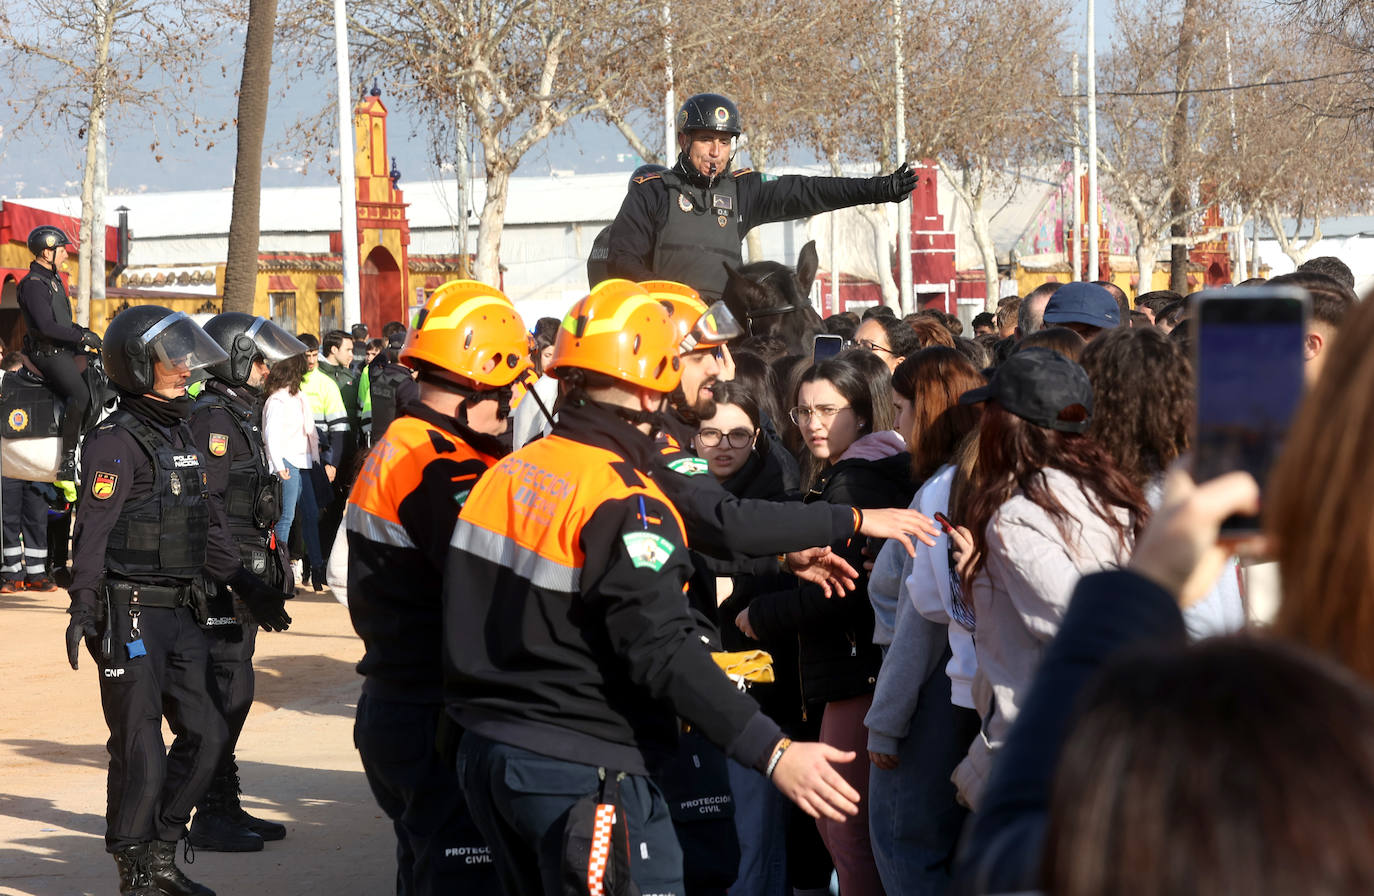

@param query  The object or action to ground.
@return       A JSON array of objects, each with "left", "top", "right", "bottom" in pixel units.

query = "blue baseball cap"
[{"left": 1042, "top": 282, "right": 1121, "bottom": 329}]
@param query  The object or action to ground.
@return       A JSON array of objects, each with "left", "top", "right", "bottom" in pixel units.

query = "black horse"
[{"left": 721, "top": 240, "right": 826, "bottom": 357}]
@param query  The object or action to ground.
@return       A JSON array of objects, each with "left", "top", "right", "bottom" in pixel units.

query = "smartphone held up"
[{"left": 1192, "top": 285, "right": 1309, "bottom": 534}]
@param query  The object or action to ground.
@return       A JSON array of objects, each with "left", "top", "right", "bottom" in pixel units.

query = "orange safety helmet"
[
  {"left": 547, "top": 279, "right": 682, "bottom": 392},
  {"left": 639, "top": 280, "right": 710, "bottom": 348},
  {"left": 400, "top": 280, "right": 530, "bottom": 388}
]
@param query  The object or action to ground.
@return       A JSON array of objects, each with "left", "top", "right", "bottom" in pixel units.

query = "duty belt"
[{"left": 105, "top": 580, "right": 192, "bottom": 608}]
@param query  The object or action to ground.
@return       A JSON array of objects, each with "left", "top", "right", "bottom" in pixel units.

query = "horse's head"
[{"left": 721, "top": 240, "right": 825, "bottom": 356}]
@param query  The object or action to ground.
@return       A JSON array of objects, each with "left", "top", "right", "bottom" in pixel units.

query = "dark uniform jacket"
[
  {"left": 748, "top": 451, "right": 915, "bottom": 708},
  {"left": 348, "top": 402, "right": 503, "bottom": 703},
  {"left": 606, "top": 154, "right": 893, "bottom": 299},
  {"left": 71, "top": 402, "right": 242, "bottom": 603},
  {"left": 444, "top": 403, "right": 782, "bottom": 777},
  {"left": 17, "top": 261, "right": 84, "bottom": 350}
]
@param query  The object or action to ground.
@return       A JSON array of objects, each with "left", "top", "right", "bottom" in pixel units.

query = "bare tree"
[
  {"left": 345, "top": 0, "right": 664, "bottom": 286},
  {"left": 906, "top": 0, "right": 1068, "bottom": 310},
  {"left": 0, "top": 0, "right": 219, "bottom": 322}
]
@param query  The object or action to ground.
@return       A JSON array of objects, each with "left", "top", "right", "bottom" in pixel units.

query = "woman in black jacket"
[{"left": 737, "top": 355, "right": 913, "bottom": 896}]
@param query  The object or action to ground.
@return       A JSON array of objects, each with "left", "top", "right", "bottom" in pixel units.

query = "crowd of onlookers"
[{"left": 657, "top": 253, "right": 1374, "bottom": 895}]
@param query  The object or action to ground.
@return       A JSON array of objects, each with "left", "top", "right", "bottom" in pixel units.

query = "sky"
[{"left": 0, "top": 3, "right": 1117, "bottom": 202}]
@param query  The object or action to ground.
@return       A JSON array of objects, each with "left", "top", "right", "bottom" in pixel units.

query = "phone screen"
[
  {"left": 1193, "top": 286, "right": 1309, "bottom": 532},
  {"left": 813, "top": 334, "right": 844, "bottom": 362}
]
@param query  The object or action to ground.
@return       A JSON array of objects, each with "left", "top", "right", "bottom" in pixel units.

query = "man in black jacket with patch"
[
  {"left": 16, "top": 225, "right": 103, "bottom": 479},
  {"left": 606, "top": 93, "right": 917, "bottom": 301}
]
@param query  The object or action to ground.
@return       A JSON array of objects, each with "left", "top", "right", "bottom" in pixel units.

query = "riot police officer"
[
  {"left": 17, "top": 225, "right": 103, "bottom": 479},
  {"left": 186, "top": 313, "right": 307, "bottom": 852},
  {"left": 64, "top": 305, "right": 292, "bottom": 896},
  {"left": 605, "top": 93, "right": 918, "bottom": 300}
]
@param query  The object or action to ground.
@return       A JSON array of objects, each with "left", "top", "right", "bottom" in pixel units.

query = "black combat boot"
[
  {"left": 112, "top": 843, "right": 161, "bottom": 896},
  {"left": 220, "top": 768, "right": 287, "bottom": 841},
  {"left": 188, "top": 778, "right": 263, "bottom": 852},
  {"left": 146, "top": 839, "right": 215, "bottom": 896}
]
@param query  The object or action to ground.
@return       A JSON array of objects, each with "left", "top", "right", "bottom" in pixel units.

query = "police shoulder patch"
[
  {"left": 667, "top": 456, "right": 709, "bottom": 477},
  {"left": 208, "top": 433, "right": 228, "bottom": 457},
  {"left": 622, "top": 530, "right": 675, "bottom": 572},
  {"left": 91, "top": 471, "right": 118, "bottom": 500},
  {"left": 733, "top": 167, "right": 755, "bottom": 177}
]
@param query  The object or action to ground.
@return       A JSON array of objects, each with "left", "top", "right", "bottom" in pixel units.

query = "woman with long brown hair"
[
  {"left": 262, "top": 353, "right": 324, "bottom": 590},
  {"left": 864, "top": 348, "right": 986, "bottom": 894},
  {"left": 951, "top": 348, "right": 1149, "bottom": 808},
  {"left": 1080, "top": 325, "right": 1245, "bottom": 639}
]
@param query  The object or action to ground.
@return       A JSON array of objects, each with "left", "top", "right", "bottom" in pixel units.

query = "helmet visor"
[
  {"left": 145, "top": 312, "right": 230, "bottom": 373},
  {"left": 245, "top": 317, "right": 308, "bottom": 364},
  {"left": 682, "top": 301, "right": 744, "bottom": 352}
]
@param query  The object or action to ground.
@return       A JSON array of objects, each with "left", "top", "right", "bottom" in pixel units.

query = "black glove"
[
  {"left": 80, "top": 329, "right": 103, "bottom": 351},
  {"left": 230, "top": 568, "right": 292, "bottom": 632},
  {"left": 882, "top": 162, "right": 917, "bottom": 202},
  {"left": 65, "top": 589, "right": 102, "bottom": 670}
]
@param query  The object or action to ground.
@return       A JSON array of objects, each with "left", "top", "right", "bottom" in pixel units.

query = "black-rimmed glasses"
[{"left": 695, "top": 428, "right": 756, "bottom": 448}]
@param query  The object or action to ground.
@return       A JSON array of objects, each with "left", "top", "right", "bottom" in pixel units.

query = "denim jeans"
[
  {"left": 274, "top": 461, "right": 324, "bottom": 571},
  {"left": 868, "top": 645, "right": 981, "bottom": 896}
]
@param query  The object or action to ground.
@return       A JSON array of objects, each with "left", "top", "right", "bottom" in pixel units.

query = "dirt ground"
[{"left": 0, "top": 584, "right": 394, "bottom": 896}]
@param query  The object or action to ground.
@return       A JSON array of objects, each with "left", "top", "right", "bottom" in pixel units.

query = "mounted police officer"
[
  {"left": 605, "top": 93, "right": 919, "bottom": 301},
  {"left": 64, "top": 305, "right": 293, "bottom": 896},
  {"left": 17, "top": 225, "right": 103, "bottom": 479},
  {"left": 186, "top": 313, "right": 306, "bottom": 853}
]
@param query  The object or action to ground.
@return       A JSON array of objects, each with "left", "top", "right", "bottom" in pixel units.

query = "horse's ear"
[
  {"left": 723, "top": 262, "right": 759, "bottom": 298},
  {"left": 795, "top": 241, "right": 819, "bottom": 295}
]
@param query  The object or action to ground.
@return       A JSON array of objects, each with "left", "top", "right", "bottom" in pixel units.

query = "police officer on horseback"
[
  {"left": 605, "top": 93, "right": 919, "bottom": 301},
  {"left": 17, "top": 225, "right": 103, "bottom": 479},
  {"left": 186, "top": 312, "right": 306, "bottom": 853},
  {"left": 65, "top": 305, "right": 292, "bottom": 896}
]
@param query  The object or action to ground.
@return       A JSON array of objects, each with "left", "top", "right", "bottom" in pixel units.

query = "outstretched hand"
[
  {"left": 885, "top": 162, "right": 917, "bottom": 202},
  {"left": 857, "top": 507, "right": 939, "bottom": 557},
  {"left": 785, "top": 546, "right": 858, "bottom": 597},
  {"left": 770, "top": 741, "right": 860, "bottom": 821}
]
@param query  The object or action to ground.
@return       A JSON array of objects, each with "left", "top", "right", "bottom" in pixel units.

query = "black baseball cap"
[
  {"left": 959, "top": 347, "right": 1093, "bottom": 433},
  {"left": 1042, "top": 281, "right": 1121, "bottom": 329}
]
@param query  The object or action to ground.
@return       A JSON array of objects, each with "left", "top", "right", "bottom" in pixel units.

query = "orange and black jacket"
[
  {"left": 444, "top": 403, "right": 783, "bottom": 776},
  {"left": 347, "top": 402, "right": 503, "bottom": 703}
]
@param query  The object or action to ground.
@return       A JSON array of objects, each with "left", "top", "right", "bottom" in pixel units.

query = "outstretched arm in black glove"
[
  {"left": 883, "top": 162, "right": 917, "bottom": 202},
  {"left": 65, "top": 588, "right": 102, "bottom": 670},
  {"left": 80, "top": 329, "right": 103, "bottom": 351},
  {"left": 228, "top": 568, "right": 292, "bottom": 632}
]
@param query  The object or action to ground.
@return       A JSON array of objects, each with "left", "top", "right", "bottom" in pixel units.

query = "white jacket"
[{"left": 262, "top": 387, "right": 320, "bottom": 474}]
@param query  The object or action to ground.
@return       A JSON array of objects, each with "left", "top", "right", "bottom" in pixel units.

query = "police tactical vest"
[
  {"left": 586, "top": 224, "right": 612, "bottom": 289},
  {"left": 653, "top": 171, "right": 743, "bottom": 300},
  {"left": 369, "top": 364, "right": 411, "bottom": 441},
  {"left": 18, "top": 266, "right": 75, "bottom": 350},
  {"left": 103, "top": 411, "right": 210, "bottom": 581},
  {"left": 193, "top": 389, "right": 280, "bottom": 539}
]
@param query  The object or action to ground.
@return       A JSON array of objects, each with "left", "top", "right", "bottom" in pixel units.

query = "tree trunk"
[
  {"left": 745, "top": 140, "right": 770, "bottom": 263},
  {"left": 76, "top": 0, "right": 115, "bottom": 327},
  {"left": 1135, "top": 231, "right": 1158, "bottom": 294},
  {"left": 1263, "top": 205, "right": 1321, "bottom": 267},
  {"left": 223, "top": 0, "right": 279, "bottom": 315},
  {"left": 972, "top": 210, "right": 999, "bottom": 313},
  {"left": 1168, "top": 0, "right": 1200, "bottom": 294},
  {"left": 856, "top": 205, "right": 898, "bottom": 310},
  {"left": 475, "top": 158, "right": 511, "bottom": 286},
  {"left": 90, "top": 116, "right": 107, "bottom": 325}
]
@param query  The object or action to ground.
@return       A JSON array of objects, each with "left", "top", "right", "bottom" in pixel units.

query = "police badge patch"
[
  {"left": 92, "top": 471, "right": 118, "bottom": 499},
  {"left": 678, "top": 194, "right": 693, "bottom": 213},
  {"left": 7, "top": 409, "right": 27, "bottom": 432},
  {"left": 169, "top": 472, "right": 182, "bottom": 496},
  {"left": 208, "top": 433, "right": 228, "bottom": 457}
]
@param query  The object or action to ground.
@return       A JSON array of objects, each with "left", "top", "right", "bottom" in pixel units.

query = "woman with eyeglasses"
[
  {"left": 737, "top": 355, "right": 910, "bottom": 896},
  {"left": 862, "top": 348, "right": 986, "bottom": 895},
  {"left": 696, "top": 381, "right": 831, "bottom": 896}
]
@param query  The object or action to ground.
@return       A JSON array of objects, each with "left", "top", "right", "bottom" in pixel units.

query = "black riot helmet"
[
  {"left": 676, "top": 94, "right": 742, "bottom": 136},
  {"left": 629, "top": 163, "right": 668, "bottom": 188},
  {"left": 202, "top": 312, "right": 308, "bottom": 386},
  {"left": 27, "top": 225, "right": 71, "bottom": 257},
  {"left": 102, "top": 305, "right": 230, "bottom": 394}
]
